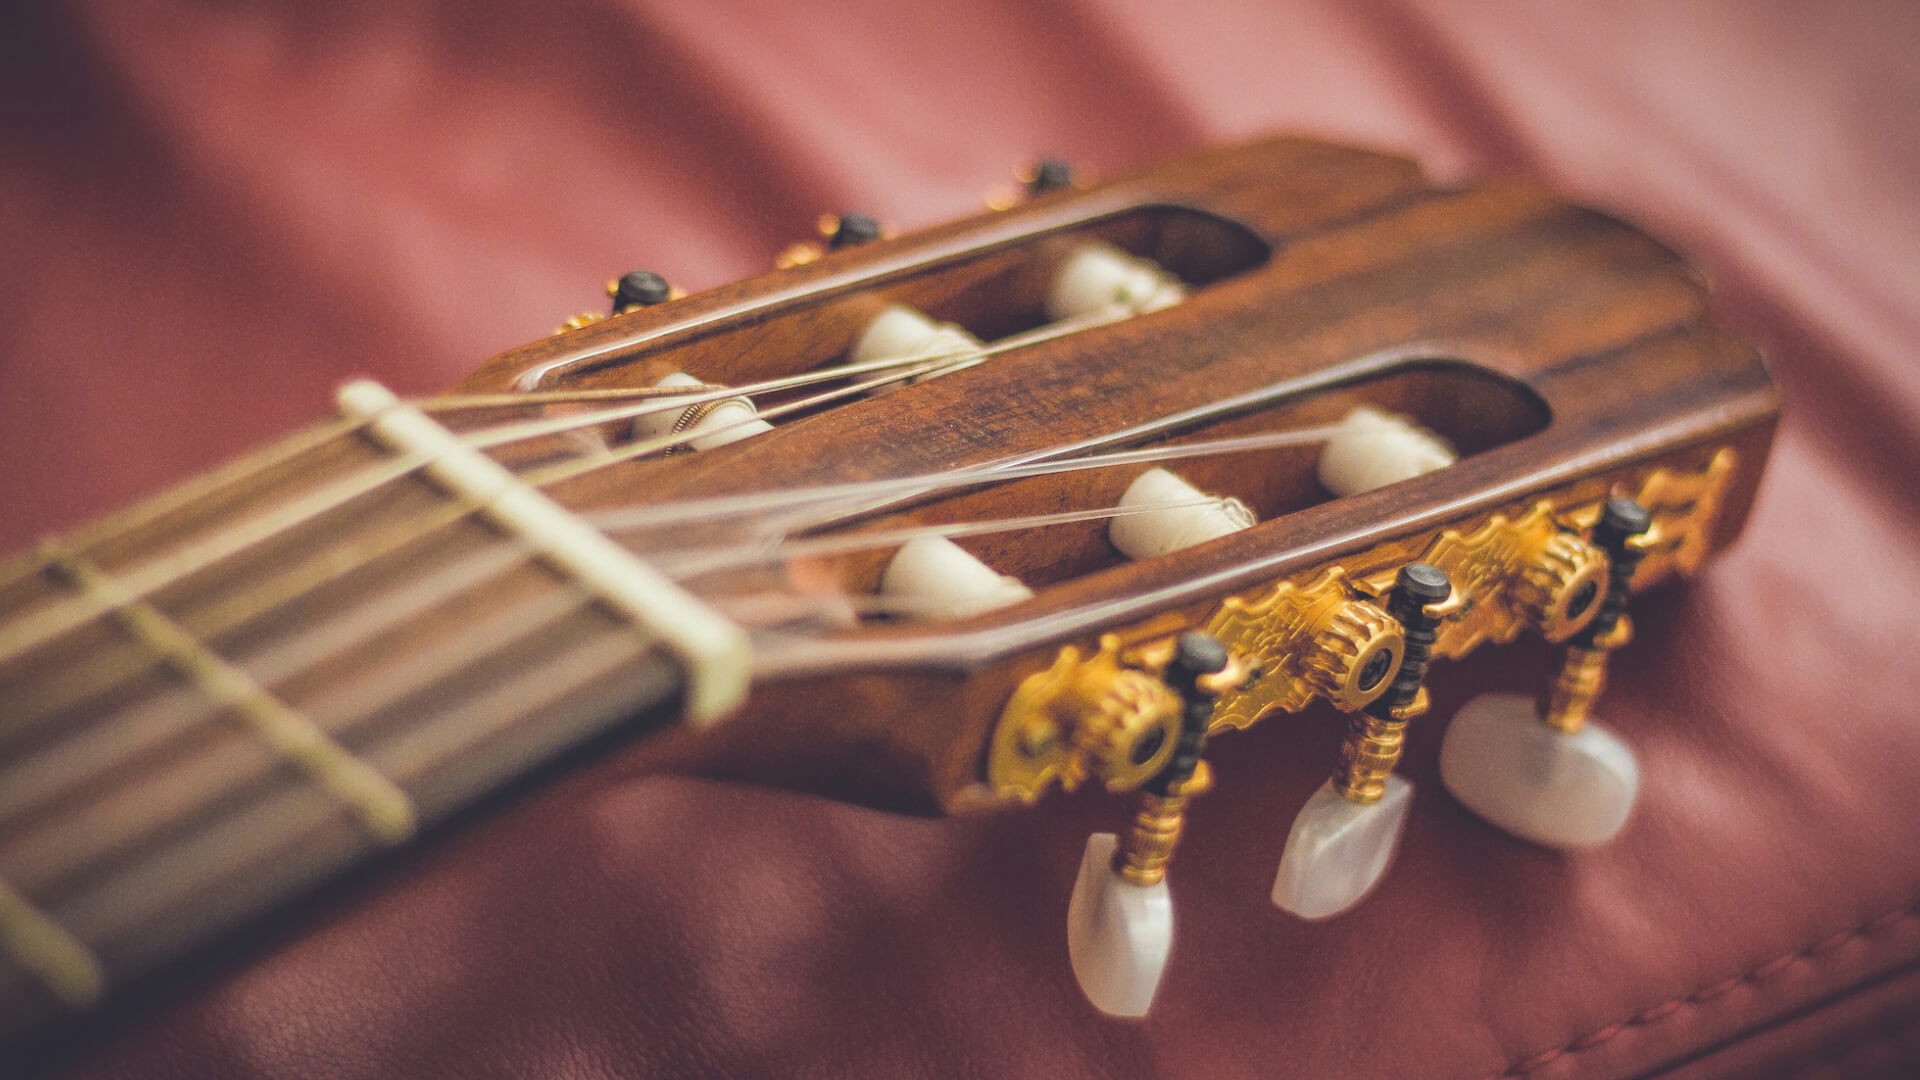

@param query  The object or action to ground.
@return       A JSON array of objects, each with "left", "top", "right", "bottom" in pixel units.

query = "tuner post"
[
  {"left": 1333, "top": 564, "right": 1456, "bottom": 805},
  {"left": 827, "top": 212, "right": 882, "bottom": 250},
  {"left": 609, "top": 269, "right": 675, "bottom": 314},
  {"left": 1113, "top": 633, "right": 1236, "bottom": 886},
  {"left": 1025, "top": 157, "right": 1076, "bottom": 195},
  {"left": 777, "top": 212, "right": 886, "bottom": 268},
  {"left": 1539, "top": 498, "right": 1653, "bottom": 735}
]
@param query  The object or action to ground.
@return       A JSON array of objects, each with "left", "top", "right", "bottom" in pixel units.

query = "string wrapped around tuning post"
[{"left": 629, "top": 372, "right": 773, "bottom": 453}]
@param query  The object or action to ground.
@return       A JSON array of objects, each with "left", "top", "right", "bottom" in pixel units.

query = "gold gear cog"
[
  {"left": 1512, "top": 530, "right": 1608, "bottom": 642},
  {"left": 1298, "top": 599, "right": 1404, "bottom": 712}
]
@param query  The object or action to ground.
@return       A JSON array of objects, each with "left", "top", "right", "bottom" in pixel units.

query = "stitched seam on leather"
[{"left": 1476, "top": 900, "right": 1920, "bottom": 1079}]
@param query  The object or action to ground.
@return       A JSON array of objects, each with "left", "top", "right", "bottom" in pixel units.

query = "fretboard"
[{"left": 0, "top": 383, "right": 743, "bottom": 1044}]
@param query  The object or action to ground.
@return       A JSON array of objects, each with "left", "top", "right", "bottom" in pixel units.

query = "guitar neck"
[{"left": 0, "top": 391, "right": 719, "bottom": 1040}]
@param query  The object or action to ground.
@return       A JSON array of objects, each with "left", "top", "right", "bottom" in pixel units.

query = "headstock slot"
[
  {"left": 509, "top": 204, "right": 1269, "bottom": 405},
  {"left": 787, "top": 358, "right": 1546, "bottom": 606}
]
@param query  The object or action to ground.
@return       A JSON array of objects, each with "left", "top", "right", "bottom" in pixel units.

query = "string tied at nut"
[{"left": 1114, "top": 633, "right": 1230, "bottom": 886}]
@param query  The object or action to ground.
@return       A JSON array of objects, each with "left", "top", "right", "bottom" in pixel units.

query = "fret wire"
[
  {"left": 39, "top": 543, "right": 417, "bottom": 847},
  {"left": 3, "top": 557, "right": 607, "bottom": 911},
  {"left": 0, "top": 873, "right": 104, "bottom": 1010}
]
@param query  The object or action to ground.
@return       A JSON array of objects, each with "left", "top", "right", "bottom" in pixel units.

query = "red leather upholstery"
[{"left": 5, "top": 2, "right": 1919, "bottom": 1076}]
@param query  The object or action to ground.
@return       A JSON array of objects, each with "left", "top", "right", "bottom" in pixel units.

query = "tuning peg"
[
  {"left": 826, "top": 211, "right": 882, "bottom": 250},
  {"left": 609, "top": 270, "right": 675, "bottom": 314},
  {"left": 1068, "top": 633, "right": 1229, "bottom": 1018},
  {"left": 1271, "top": 563, "right": 1454, "bottom": 919},
  {"left": 1025, "top": 157, "right": 1076, "bottom": 195},
  {"left": 1441, "top": 498, "right": 1653, "bottom": 848}
]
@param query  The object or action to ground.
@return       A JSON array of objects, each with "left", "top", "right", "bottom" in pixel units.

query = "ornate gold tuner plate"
[{"left": 983, "top": 447, "right": 1736, "bottom": 802}]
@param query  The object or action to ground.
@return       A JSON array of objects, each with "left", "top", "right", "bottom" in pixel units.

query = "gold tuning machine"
[
  {"left": 1066, "top": 632, "right": 1230, "bottom": 1018},
  {"left": 1439, "top": 498, "right": 1654, "bottom": 851},
  {"left": 1299, "top": 599, "right": 1404, "bottom": 712},
  {"left": 1205, "top": 569, "right": 1407, "bottom": 732},
  {"left": 1112, "top": 633, "right": 1231, "bottom": 887},
  {"left": 1270, "top": 564, "right": 1454, "bottom": 922},
  {"left": 1333, "top": 564, "right": 1454, "bottom": 804},
  {"left": 988, "top": 635, "right": 1186, "bottom": 803}
]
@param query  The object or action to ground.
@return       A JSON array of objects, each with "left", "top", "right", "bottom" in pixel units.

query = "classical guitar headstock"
[
  {"left": 0, "top": 136, "right": 1778, "bottom": 1046},
  {"left": 443, "top": 136, "right": 1776, "bottom": 1014}
]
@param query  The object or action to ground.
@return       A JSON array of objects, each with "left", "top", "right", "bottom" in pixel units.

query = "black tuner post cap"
[
  {"left": 612, "top": 270, "right": 672, "bottom": 312},
  {"left": 1574, "top": 498, "right": 1653, "bottom": 650},
  {"left": 1144, "top": 632, "right": 1228, "bottom": 798},
  {"left": 1027, "top": 158, "right": 1075, "bottom": 194},
  {"left": 1396, "top": 562, "right": 1453, "bottom": 607},
  {"left": 1370, "top": 563, "right": 1452, "bottom": 722},
  {"left": 828, "top": 212, "right": 881, "bottom": 250},
  {"left": 1593, "top": 497, "right": 1653, "bottom": 551},
  {"left": 1172, "top": 631, "right": 1230, "bottom": 680}
]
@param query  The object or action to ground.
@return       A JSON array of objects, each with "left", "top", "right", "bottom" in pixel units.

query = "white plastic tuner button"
[
  {"left": 1439, "top": 692, "right": 1640, "bottom": 849},
  {"left": 850, "top": 305, "right": 984, "bottom": 368},
  {"left": 1316, "top": 406, "right": 1456, "bottom": 497},
  {"left": 1271, "top": 776, "right": 1413, "bottom": 920},
  {"left": 1046, "top": 242, "right": 1186, "bottom": 322},
  {"left": 1108, "top": 468, "right": 1254, "bottom": 560},
  {"left": 1067, "top": 833, "right": 1172, "bottom": 1019},
  {"left": 879, "top": 535, "right": 1032, "bottom": 619}
]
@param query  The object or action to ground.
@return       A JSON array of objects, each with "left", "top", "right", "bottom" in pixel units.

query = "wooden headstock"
[{"left": 454, "top": 136, "right": 1775, "bottom": 813}]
